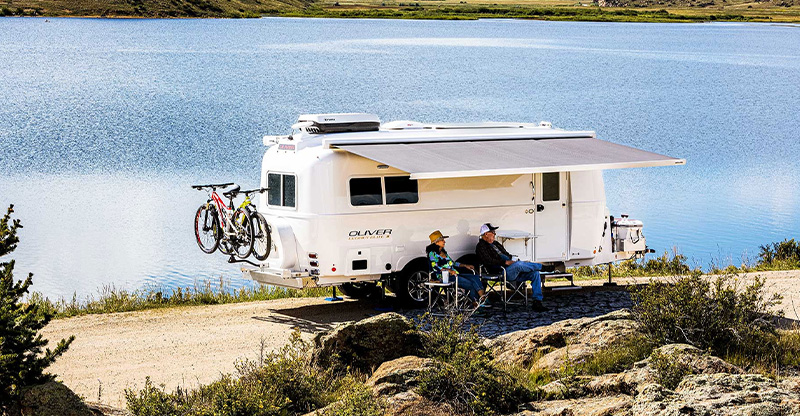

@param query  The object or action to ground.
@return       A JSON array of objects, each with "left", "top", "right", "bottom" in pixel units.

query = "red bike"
[{"left": 192, "top": 182, "right": 254, "bottom": 259}]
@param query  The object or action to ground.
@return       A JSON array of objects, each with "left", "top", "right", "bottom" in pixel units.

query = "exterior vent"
[{"left": 295, "top": 113, "right": 380, "bottom": 134}]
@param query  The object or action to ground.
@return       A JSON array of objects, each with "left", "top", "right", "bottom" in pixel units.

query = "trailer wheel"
[
  {"left": 338, "top": 282, "right": 380, "bottom": 299},
  {"left": 396, "top": 264, "right": 429, "bottom": 308}
]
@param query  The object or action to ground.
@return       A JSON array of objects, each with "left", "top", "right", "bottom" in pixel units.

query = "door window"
[{"left": 542, "top": 172, "right": 560, "bottom": 202}]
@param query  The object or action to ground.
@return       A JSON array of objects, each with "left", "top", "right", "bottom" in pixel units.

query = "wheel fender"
[{"left": 266, "top": 218, "right": 298, "bottom": 270}]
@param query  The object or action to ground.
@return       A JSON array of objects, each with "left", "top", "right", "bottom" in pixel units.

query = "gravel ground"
[{"left": 42, "top": 270, "right": 800, "bottom": 407}]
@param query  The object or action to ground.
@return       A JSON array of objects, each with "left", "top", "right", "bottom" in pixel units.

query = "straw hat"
[{"left": 429, "top": 230, "right": 449, "bottom": 243}]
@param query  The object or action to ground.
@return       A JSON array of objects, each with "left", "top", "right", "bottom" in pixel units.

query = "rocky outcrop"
[
  {"left": 311, "top": 312, "right": 423, "bottom": 373},
  {"left": 10, "top": 381, "right": 98, "bottom": 416},
  {"left": 366, "top": 355, "right": 436, "bottom": 395},
  {"left": 630, "top": 374, "right": 800, "bottom": 415},
  {"left": 382, "top": 390, "right": 455, "bottom": 416},
  {"left": 488, "top": 310, "right": 640, "bottom": 371}
]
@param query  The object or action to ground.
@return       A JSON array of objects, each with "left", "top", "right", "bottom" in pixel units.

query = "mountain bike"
[
  {"left": 238, "top": 187, "right": 272, "bottom": 261},
  {"left": 192, "top": 182, "right": 253, "bottom": 259}
]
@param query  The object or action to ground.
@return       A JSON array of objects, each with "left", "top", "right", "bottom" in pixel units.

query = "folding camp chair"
[
  {"left": 424, "top": 271, "right": 470, "bottom": 315},
  {"left": 480, "top": 264, "right": 528, "bottom": 310}
]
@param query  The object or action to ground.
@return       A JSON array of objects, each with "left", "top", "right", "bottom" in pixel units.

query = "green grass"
[{"left": 27, "top": 277, "right": 329, "bottom": 319}]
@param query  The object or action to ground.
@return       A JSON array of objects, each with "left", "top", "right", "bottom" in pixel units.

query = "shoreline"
[{"left": 4, "top": 7, "right": 800, "bottom": 23}]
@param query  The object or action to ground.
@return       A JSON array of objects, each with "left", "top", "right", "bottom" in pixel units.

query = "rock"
[
  {"left": 11, "top": 381, "right": 97, "bottom": 416},
  {"left": 630, "top": 374, "right": 800, "bottom": 415},
  {"left": 366, "top": 355, "right": 435, "bottom": 395},
  {"left": 311, "top": 313, "right": 423, "bottom": 374},
  {"left": 489, "top": 310, "right": 640, "bottom": 371},
  {"left": 651, "top": 343, "right": 743, "bottom": 375},
  {"left": 521, "top": 395, "right": 634, "bottom": 416},
  {"left": 382, "top": 390, "right": 455, "bottom": 416}
]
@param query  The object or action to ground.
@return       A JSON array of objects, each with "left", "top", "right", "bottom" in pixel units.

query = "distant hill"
[{"left": 1, "top": 0, "right": 312, "bottom": 17}]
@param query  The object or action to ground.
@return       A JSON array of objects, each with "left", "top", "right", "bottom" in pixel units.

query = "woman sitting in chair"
[{"left": 426, "top": 230, "right": 487, "bottom": 307}]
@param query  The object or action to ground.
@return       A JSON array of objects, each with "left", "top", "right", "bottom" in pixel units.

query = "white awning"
[{"left": 335, "top": 138, "right": 685, "bottom": 180}]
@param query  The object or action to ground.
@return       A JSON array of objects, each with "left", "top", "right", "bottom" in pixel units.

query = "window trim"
[{"left": 266, "top": 171, "right": 297, "bottom": 210}]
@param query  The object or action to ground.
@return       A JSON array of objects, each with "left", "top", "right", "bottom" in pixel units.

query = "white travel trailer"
[{"left": 242, "top": 113, "right": 685, "bottom": 305}]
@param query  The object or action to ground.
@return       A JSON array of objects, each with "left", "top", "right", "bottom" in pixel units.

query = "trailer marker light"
[
  {"left": 308, "top": 253, "right": 318, "bottom": 259},
  {"left": 332, "top": 267, "right": 337, "bottom": 272},
  {"left": 310, "top": 261, "right": 319, "bottom": 267}
]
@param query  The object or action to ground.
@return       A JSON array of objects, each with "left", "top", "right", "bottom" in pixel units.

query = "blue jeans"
[
  {"left": 456, "top": 273, "right": 483, "bottom": 301},
  {"left": 504, "top": 261, "right": 543, "bottom": 301}
]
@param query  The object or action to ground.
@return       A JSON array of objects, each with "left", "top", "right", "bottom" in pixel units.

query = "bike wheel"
[
  {"left": 251, "top": 212, "right": 272, "bottom": 261},
  {"left": 194, "top": 205, "right": 220, "bottom": 254},
  {"left": 232, "top": 208, "right": 254, "bottom": 259}
]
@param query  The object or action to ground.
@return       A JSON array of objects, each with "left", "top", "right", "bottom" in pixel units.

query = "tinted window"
[
  {"left": 282, "top": 175, "right": 296, "bottom": 207},
  {"left": 350, "top": 178, "right": 383, "bottom": 206},
  {"left": 268, "top": 173, "right": 281, "bottom": 206},
  {"left": 385, "top": 176, "right": 419, "bottom": 205},
  {"left": 542, "top": 172, "right": 560, "bottom": 202}
]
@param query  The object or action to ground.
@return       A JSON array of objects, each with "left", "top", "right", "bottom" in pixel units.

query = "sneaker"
[{"left": 531, "top": 300, "right": 549, "bottom": 312}]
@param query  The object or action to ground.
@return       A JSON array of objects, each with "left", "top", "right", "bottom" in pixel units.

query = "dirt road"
[{"left": 42, "top": 270, "right": 800, "bottom": 407}]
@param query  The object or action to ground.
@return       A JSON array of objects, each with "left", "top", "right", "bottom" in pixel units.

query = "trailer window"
[
  {"left": 267, "top": 173, "right": 281, "bottom": 206},
  {"left": 267, "top": 173, "right": 296, "bottom": 208},
  {"left": 350, "top": 177, "right": 383, "bottom": 206},
  {"left": 283, "top": 175, "right": 296, "bottom": 207},
  {"left": 385, "top": 176, "right": 418, "bottom": 205},
  {"left": 542, "top": 172, "right": 560, "bottom": 202}
]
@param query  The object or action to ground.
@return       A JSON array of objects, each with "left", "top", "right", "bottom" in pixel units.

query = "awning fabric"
[{"left": 336, "top": 138, "right": 685, "bottom": 180}]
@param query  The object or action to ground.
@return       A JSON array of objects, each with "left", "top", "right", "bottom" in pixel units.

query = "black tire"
[
  {"left": 251, "top": 212, "right": 271, "bottom": 261},
  {"left": 232, "top": 208, "right": 254, "bottom": 259},
  {"left": 194, "top": 205, "right": 220, "bottom": 254},
  {"left": 395, "top": 262, "right": 430, "bottom": 308},
  {"left": 338, "top": 282, "right": 381, "bottom": 299}
]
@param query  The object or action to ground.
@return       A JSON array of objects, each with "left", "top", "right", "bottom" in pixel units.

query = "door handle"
[{"left": 536, "top": 204, "right": 544, "bottom": 212}]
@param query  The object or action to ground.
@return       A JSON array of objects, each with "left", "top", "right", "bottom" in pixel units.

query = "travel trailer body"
[{"left": 242, "top": 114, "right": 685, "bottom": 304}]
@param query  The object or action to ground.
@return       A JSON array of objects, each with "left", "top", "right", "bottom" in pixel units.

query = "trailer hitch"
[{"left": 227, "top": 256, "right": 260, "bottom": 267}]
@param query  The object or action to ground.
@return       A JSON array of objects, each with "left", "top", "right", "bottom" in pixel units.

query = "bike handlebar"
[
  {"left": 241, "top": 187, "right": 269, "bottom": 195},
  {"left": 191, "top": 182, "right": 235, "bottom": 190}
]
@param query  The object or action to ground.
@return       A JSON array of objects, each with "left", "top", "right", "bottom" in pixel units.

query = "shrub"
[
  {"left": 577, "top": 334, "right": 655, "bottom": 376},
  {"left": 630, "top": 272, "right": 781, "bottom": 359},
  {"left": 416, "top": 314, "right": 539, "bottom": 415},
  {"left": 0, "top": 205, "right": 74, "bottom": 410},
  {"left": 649, "top": 349, "right": 693, "bottom": 389},
  {"left": 758, "top": 239, "right": 800, "bottom": 269}
]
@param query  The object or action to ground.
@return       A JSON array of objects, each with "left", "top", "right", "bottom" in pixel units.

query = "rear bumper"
[{"left": 241, "top": 266, "right": 316, "bottom": 289}]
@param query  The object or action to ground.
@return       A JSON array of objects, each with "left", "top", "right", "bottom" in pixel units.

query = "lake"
[{"left": 0, "top": 17, "right": 798, "bottom": 299}]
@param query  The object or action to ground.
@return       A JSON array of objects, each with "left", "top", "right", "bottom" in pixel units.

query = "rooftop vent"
[{"left": 294, "top": 113, "right": 381, "bottom": 134}]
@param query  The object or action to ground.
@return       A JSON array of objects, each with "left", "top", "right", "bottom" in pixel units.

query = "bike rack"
[{"left": 227, "top": 256, "right": 260, "bottom": 268}]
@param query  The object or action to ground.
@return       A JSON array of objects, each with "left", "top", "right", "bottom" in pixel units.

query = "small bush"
[
  {"left": 649, "top": 349, "right": 693, "bottom": 389},
  {"left": 759, "top": 239, "right": 800, "bottom": 269},
  {"left": 1, "top": 205, "right": 74, "bottom": 410},
  {"left": 578, "top": 334, "right": 655, "bottom": 376},
  {"left": 630, "top": 273, "right": 781, "bottom": 359},
  {"left": 416, "top": 314, "right": 539, "bottom": 415},
  {"left": 572, "top": 250, "right": 698, "bottom": 279}
]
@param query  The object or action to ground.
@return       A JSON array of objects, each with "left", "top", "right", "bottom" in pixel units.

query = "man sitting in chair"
[{"left": 475, "top": 223, "right": 549, "bottom": 312}]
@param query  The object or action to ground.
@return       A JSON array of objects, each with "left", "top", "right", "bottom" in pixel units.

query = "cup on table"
[{"left": 442, "top": 270, "right": 450, "bottom": 284}]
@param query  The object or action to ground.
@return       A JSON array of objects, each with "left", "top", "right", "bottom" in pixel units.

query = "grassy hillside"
[{"left": 2, "top": 0, "right": 800, "bottom": 25}]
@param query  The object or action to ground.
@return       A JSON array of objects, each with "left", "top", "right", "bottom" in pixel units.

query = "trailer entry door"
[{"left": 534, "top": 172, "right": 568, "bottom": 261}]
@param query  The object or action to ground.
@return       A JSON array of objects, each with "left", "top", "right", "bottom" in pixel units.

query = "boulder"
[
  {"left": 519, "top": 395, "right": 634, "bottom": 416},
  {"left": 311, "top": 312, "right": 423, "bottom": 374},
  {"left": 489, "top": 310, "right": 640, "bottom": 371},
  {"left": 366, "top": 355, "right": 435, "bottom": 396},
  {"left": 382, "top": 390, "right": 454, "bottom": 416},
  {"left": 11, "top": 381, "right": 97, "bottom": 416},
  {"left": 650, "top": 343, "right": 743, "bottom": 375}
]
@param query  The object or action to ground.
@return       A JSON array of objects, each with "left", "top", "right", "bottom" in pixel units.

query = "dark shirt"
[{"left": 476, "top": 238, "right": 512, "bottom": 267}]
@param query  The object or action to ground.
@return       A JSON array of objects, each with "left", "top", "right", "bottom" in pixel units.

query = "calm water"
[{"left": 1, "top": 17, "right": 799, "bottom": 299}]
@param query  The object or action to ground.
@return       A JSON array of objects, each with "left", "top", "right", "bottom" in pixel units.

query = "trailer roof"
[{"left": 334, "top": 137, "right": 685, "bottom": 180}]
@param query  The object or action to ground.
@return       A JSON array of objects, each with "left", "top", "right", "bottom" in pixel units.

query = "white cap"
[{"left": 479, "top": 223, "right": 499, "bottom": 235}]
